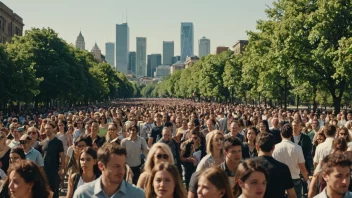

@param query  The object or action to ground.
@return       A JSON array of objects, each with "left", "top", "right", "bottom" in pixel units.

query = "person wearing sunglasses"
[
  {"left": 121, "top": 124, "right": 149, "bottom": 185},
  {"left": 19, "top": 134, "right": 44, "bottom": 168},
  {"left": 7, "top": 126, "right": 24, "bottom": 149},
  {"left": 137, "top": 142, "right": 174, "bottom": 190}
]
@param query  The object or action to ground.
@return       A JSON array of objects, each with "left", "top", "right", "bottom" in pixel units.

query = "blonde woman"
[
  {"left": 136, "top": 142, "right": 174, "bottom": 189},
  {"left": 196, "top": 130, "right": 225, "bottom": 172}
]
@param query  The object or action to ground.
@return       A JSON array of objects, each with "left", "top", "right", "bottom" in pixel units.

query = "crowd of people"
[{"left": 0, "top": 98, "right": 351, "bottom": 198}]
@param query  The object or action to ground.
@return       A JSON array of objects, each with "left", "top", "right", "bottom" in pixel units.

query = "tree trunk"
[
  {"left": 312, "top": 85, "right": 318, "bottom": 111},
  {"left": 332, "top": 96, "right": 342, "bottom": 114}
]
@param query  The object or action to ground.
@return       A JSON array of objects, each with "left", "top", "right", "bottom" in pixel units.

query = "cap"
[{"left": 17, "top": 126, "right": 24, "bottom": 132}]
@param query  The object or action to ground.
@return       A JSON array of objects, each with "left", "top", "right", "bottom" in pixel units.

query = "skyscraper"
[
  {"left": 116, "top": 23, "right": 129, "bottom": 74},
  {"left": 199, "top": 37, "right": 210, "bottom": 58},
  {"left": 147, "top": 54, "right": 162, "bottom": 78},
  {"left": 105, "top": 42, "right": 115, "bottom": 67},
  {"left": 91, "top": 43, "right": 102, "bottom": 62},
  {"left": 181, "top": 22, "right": 194, "bottom": 61},
  {"left": 128, "top": 52, "right": 136, "bottom": 75},
  {"left": 171, "top": 56, "right": 181, "bottom": 64},
  {"left": 75, "top": 31, "right": 85, "bottom": 50},
  {"left": 163, "top": 41, "right": 174, "bottom": 65},
  {"left": 136, "top": 37, "right": 147, "bottom": 78}
]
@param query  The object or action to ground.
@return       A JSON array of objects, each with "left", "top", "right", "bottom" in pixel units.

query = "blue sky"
[{"left": 3, "top": 0, "right": 275, "bottom": 56}]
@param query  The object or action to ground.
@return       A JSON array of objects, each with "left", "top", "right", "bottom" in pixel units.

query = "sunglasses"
[
  {"left": 0, "top": 136, "right": 4, "bottom": 140},
  {"left": 20, "top": 140, "right": 28, "bottom": 144},
  {"left": 156, "top": 154, "right": 169, "bottom": 160},
  {"left": 28, "top": 131, "right": 37, "bottom": 135}
]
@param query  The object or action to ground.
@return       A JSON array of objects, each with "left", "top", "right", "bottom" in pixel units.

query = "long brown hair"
[
  {"left": 233, "top": 159, "right": 268, "bottom": 197},
  {"left": 199, "top": 166, "right": 233, "bottom": 198},
  {"left": 145, "top": 162, "right": 187, "bottom": 198}
]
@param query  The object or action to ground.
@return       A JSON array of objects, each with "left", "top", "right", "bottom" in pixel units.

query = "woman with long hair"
[
  {"left": 137, "top": 142, "right": 174, "bottom": 189},
  {"left": 332, "top": 137, "right": 348, "bottom": 154},
  {"left": 233, "top": 159, "right": 268, "bottom": 198},
  {"left": 66, "top": 136, "right": 87, "bottom": 175},
  {"left": 145, "top": 163, "right": 187, "bottom": 198},
  {"left": 66, "top": 147, "right": 100, "bottom": 198},
  {"left": 312, "top": 132, "right": 326, "bottom": 158},
  {"left": 196, "top": 130, "right": 224, "bottom": 172},
  {"left": 197, "top": 166, "right": 233, "bottom": 198},
  {"left": 242, "top": 127, "right": 258, "bottom": 159},
  {"left": 5, "top": 160, "right": 51, "bottom": 198}
]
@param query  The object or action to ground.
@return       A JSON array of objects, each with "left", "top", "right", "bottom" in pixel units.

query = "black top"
[
  {"left": 255, "top": 156, "right": 294, "bottom": 198},
  {"left": 269, "top": 129, "right": 282, "bottom": 144},
  {"left": 0, "top": 149, "right": 10, "bottom": 174},
  {"left": 85, "top": 135, "right": 103, "bottom": 147},
  {"left": 42, "top": 137, "right": 64, "bottom": 175},
  {"left": 150, "top": 125, "right": 163, "bottom": 144},
  {"left": 242, "top": 143, "right": 258, "bottom": 159}
]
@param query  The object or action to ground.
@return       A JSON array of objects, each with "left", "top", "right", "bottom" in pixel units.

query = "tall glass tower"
[
  {"left": 115, "top": 23, "right": 129, "bottom": 74},
  {"left": 181, "top": 22, "right": 194, "bottom": 62}
]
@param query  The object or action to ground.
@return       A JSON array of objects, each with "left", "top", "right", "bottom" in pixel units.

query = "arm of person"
[
  {"left": 37, "top": 152, "right": 44, "bottom": 167},
  {"left": 148, "top": 137, "right": 153, "bottom": 148},
  {"left": 308, "top": 174, "right": 318, "bottom": 198},
  {"left": 188, "top": 192, "right": 196, "bottom": 198},
  {"left": 141, "top": 138, "right": 149, "bottom": 156},
  {"left": 286, "top": 188, "right": 297, "bottom": 198},
  {"left": 59, "top": 151, "right": 65, "bottom": 175},
  {"left": 66, "top": 172, "right": 75, "bottom": 198},
  {"left": 136, "top": 172, "right": 147, "bottom": 189},
  {"left": 298, "top": 163, "right": 309, "bottom": 181}
]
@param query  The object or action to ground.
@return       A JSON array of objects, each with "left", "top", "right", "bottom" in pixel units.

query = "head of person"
[
  {"left": 10, "top": 147, "right": 26, "bottom": 164},
  {"left": 44, "top": 122, "right": 55, "bottom": 138},
  {"left": 197, "top": 166, "right": 233, "bottom": 198},
  {"left": 79, "top": 147, "right": 99, "bottom": 175},
  {"left": 256, "top": 132, "right": 275, "bottom": 154},
  {"left": 246, "top": 127, "right": 258, "bottom": 143},
  {"left": 0, "top": 131, "right": 6, "bottom": 146},
  {"left": 97, "top": 143, "right": 127, "bottom": 185},
  {"left": 7, "top": 160, "right": 51, "bottom": 198},
  {"left": 337, "top": 127, "right": 351, "bottom": 142},
  {"left": 162, "top": 127, "right": 171, "bottom": 142},
  {"left": 291, "top": 120, "right": 302, "bottom": 134},
  {"left": 145, "top": 162, "right": 186, "bottom": 198},
  {"left": 106, "top": 123, "right": 119, "bottom": 142},
  {"left": 76, "top": 119, "right": 83, "bottom": 129},
  {"left": 154, "top": 113, "right": 162, "bottom": 123},
  {"left": 191, "top": 129, "right": 201, "bottom": 144},
  {"left": 324, "top": 124, "right": 337, "bottom": 138},
  {"left": 332, "top": 137, "right": 348, "bottom": 154},
  {"left": 207, "top": 130, "right": 224, "bottom": 156},
  {"left": 188, "top": 121, "right": 195, "bottom": 130},
  {"left": 223, "top": 137, "right": 242, "bottom": 165},
  {"left": 233, "top": 159, "right": 268, "bottom": 198},
  {"left": 57, "top": 121, "right": 65, "bottom": 131},
  {"left": 259, "top": 120, "right": 269, "bottom": 133},
  {"left": 230, "top": 121, "right": 240, "bottom": 135},
  {"left": 13, "top": 126, "right": 24, "bottom": 140},
  {"left": 129, "top": 124, "right": 139, "bottom": 137},
  {"left": 19, "top": 134, "right": 32, "bottom": 151},
  {"left": 144, "top": 143, "right": 174, "bottom": 173},
  {"left": 280, "top": 124, "right": 293, "bottom": 139},
  {"left": 74, "top": 136, "right": 87, "bottom": 154},
  {"left": 206, "top": 119, "right": 216, "bottom": 131},
  {"left": 27, "top": 127, "right": 39, "bottom": 142},
  {"left": 312, "top": 119, "right": 319, "bottom": 129},
  {"left": 271, "top": 118, "right": 279, "bottom": 128},
  {"left": 322, "top": 153, "right": 351, "bottom": 196},
  {"left": 90, "top": 120, "right": 99, "bottom": 135}
]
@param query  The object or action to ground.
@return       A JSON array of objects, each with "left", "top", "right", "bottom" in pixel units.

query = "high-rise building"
[
  {"left": 216, "top": 46, "right": 229, "bottom": 54},
  {"left": 136, "top": 37, "right": 147, "bottom": 78},
  {"left": 116, "top": 23, "right": 129, "bottom": 74},
  {"left": 181, "top": 22, "right": 194, "bottom": 61},
  {"left": 233, "top": 40, "right": 249, "bottom": 55},
  {"left": 163, "top": 41, "right": 174, "bottom": 65},
  {"left": 0, "top": 2, "right": 24, "bottom": 44},
  {"left": 171, "top": 56, "right": 181, "bottom": 64},
  {"left": 105, "top": 42, "right": 115, "bottom": 67},
  {"left": 128, "top": 52, "right": 136, "bottom": 75},
  {"left": 199, "top": 37, "right": 210, "bottom": 57},
  {"left": 75, "top": 31, "right": 85, "bottom": 50},
  {"left": 147, "top": 54, "right": 161, "bottom": 78},
  {"left": 91, "top": 43, "right": 102, "bottom": 62}
]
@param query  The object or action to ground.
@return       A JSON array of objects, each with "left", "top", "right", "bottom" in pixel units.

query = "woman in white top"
[
  {"left": 56, "top": 121, "right": 69, "bottom": 155},
  {"left": 66, "top": 147, "right": 99, "bottom": 198},
  {"left": 196, "top": 130, "right": 225, "bottom": 172}
]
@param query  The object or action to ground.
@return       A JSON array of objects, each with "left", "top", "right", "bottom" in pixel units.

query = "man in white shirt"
[
  {"left": 273, "top": 124, "right": 309, "bottom": 198},
  {"left": 313, "top": 124, "right": 336, "bottom": 171}
]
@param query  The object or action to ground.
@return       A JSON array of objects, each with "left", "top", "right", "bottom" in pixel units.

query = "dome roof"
[{"left": 92, "top": 43, "right": 100, "bottom": 51}]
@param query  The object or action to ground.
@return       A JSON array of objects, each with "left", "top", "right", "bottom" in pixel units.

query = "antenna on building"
[
  {"left": 126, "top": 9, "right": 128, "bottom": 23},
  {"left": 122, "top": 12, "right": 124, "bottom": 23}
]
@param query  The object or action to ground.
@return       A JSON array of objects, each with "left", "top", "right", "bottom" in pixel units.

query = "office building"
[
  {"left": 171, "top": 56, "right": 181, "bottom": 64},
  {"left": 181, "top": 22, "right": 194, "bottom": 61},
  {"left": 216, "top": 46, "right": 229, "bottom": 54},
  {"left": 128, "top": 52, "right": 136, "bottom": 75},
  {"left": 199, "top": 37, "right": 210, "bottom": 57},
  {"left": 147, "top": 54, "right": 161, "bottom": 78},
  {"left": 136, "top": 37, "right": 147, "bottom": 78},
  {"left": 0, "top": 2, "right": 24, "bottom": 44},
  {"left": 105, "top": 42, "right": 114, "bottom": 67},
  {"left": 91, "top": 43, "right": 103, "bottom": 62},
  {"left": 163, "top": 41, "right": 174, "bottom": 65},
  {"left": 170, "top": 61, "right": 185, "bottom": 74},
  {"left": 233, "top": 40, "right": 249, "bottom": 55},
  {"left": 154, "top": 65, "right": 171, "bottom": 78},
  {"left": 116, "top": 23, "right": 129, "bottom": 73}
]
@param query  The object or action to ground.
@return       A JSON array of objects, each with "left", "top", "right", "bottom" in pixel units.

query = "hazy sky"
[{"left": 3, "top": 0, "right": 275, "bottom": 56}]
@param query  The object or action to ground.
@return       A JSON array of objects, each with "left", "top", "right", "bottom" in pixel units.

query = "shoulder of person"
[{"left": 125, "top": 182, "right": 145, "bottom": 196}]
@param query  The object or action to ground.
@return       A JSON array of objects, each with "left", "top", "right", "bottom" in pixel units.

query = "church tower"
[
  {"left": 75, "top": 31, "right": 85, "bottom": 50},
  {"left": 91, "top": 43, "right": 102, "bottom": 62}
]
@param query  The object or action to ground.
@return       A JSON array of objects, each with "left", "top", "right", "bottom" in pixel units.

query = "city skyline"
[{"left": 2, "top": 0, "right": 275, "bottom": 55}]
